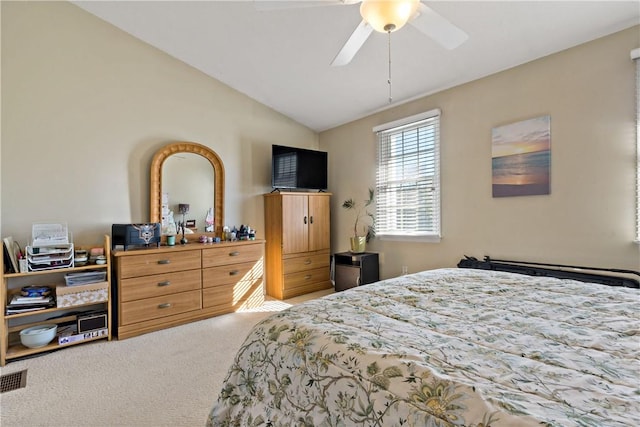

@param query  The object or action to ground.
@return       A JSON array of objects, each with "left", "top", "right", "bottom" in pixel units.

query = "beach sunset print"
[{"left": 492, "top": 115, "right": 551, "bottom": 197}]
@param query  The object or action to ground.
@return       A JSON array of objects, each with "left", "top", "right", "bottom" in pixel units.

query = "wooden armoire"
[{"left": 263, "top": 192, "right": 332, "bottom": 299}]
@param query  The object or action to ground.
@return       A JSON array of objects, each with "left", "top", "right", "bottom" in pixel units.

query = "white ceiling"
[{"left": 73, "top": 1, "right": 639, "bottom": 132}]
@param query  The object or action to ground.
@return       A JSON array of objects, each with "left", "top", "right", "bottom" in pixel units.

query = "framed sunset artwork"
[{"left": 491, "top": 115, "right": 551, "bottom": 197}]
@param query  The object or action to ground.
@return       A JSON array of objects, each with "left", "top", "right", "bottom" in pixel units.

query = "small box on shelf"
[
  {"left": 56, "top": 281, "right": 108, "bottom": 308},
  {"left": 58, "top": 325, "right": 108, "bottom": 345},
  {"left": 64, "top": 271, "right": 107, "bottom": 286}
]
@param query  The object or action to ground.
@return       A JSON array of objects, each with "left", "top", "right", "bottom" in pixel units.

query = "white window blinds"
[{"left": 374, "top": 109, "right": 441, "bottom": 240}]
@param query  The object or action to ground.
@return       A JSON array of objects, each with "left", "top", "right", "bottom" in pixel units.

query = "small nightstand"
[{"left": 333, "top": 252, "right": 379, "bottom": 292}]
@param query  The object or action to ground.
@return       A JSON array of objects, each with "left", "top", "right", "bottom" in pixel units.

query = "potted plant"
[{"left": 342, "top": 188, "right": 375, "bottom": 253}]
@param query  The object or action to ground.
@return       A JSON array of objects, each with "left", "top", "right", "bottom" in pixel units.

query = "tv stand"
[
  {"left": 264, "top": 192, "right": 333, "bottom": 299},
  {"left": 270, "top": 188, "right": 327, "bottom": 193}
]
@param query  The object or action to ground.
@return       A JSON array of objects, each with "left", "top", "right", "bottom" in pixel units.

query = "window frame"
[
  {"left": 373, "top": 109, "right": 442, "bottom": 243},
  {"left": 633, "top": 48, "right": 640, "bottom": 244}
]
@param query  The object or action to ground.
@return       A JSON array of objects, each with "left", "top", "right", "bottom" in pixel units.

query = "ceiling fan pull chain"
[{"left": 387, "top": 29, "right": 392, "bottom": 104}]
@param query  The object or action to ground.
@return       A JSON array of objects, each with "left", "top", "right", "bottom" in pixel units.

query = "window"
[
  {"left": 633, "top": 48, "right": 640, "bottom": 243},
  {"left": 374, "top": 109, "right": 441, "bottom": 241}
]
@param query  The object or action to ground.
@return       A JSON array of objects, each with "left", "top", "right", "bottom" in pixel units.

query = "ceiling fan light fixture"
[{"left": 360, "top": 0, "right": 419, "bottom": 33}]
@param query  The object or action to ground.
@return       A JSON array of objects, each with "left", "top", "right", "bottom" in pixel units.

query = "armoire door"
[
  {"left": 282, "top": 194, "right": 309, "bottom": 254},
  {"left": 308, "top": 194, "right": 330, "bottom": 252}
]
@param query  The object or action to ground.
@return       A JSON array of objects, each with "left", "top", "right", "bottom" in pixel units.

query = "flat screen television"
[{"left": 271, "top": 144, "right": 328, "bottom": 191}]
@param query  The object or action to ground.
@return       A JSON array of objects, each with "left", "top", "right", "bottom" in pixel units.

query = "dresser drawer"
[
  {"left": 283, "top": 266, "right": 330, "bottom": 290},
  {"left": 202, "top": 243, "right": 263, "bottom": 268},
  {"left": 202, "top": 277, "right": 263, "bottom": 310},
  {"left": 203, "top": 261, "right": 262, "bottom": 289},
  {"left": 283, "top": 253, "right": 330, "bottom": 274},
  {"left": 120, "top": 269, "right": 202, "bottom": 302},
  {"left": 120, "top": 290, "right": 201, "bottom": 325},
  {"left": 118, "top": 251, "right": 201, "bottom": 279}
]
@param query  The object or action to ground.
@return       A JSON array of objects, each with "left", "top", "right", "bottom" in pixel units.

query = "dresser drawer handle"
[
  {"left": 304, "top": 275, "right": 312, "bottom": 280},
  {"left": 157, "top": 259, "right": 171, "bottom": 265},
  {"left": 158, "top": 303, "right": 172, "bottom": 309},
  {"left": 157, "top": 281, "right": 171, "bottom": 287},
  {"left": 229, "top": 251, "right": 240, "bottom": 257},
  {"left": 304, "top": 259, "right": 312, "bottom": 265},
  {"left": 229, "top": 270, "right": 240, "bottom": 276}
]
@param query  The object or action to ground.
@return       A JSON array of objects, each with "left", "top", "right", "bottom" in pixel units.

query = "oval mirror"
[{"left": 150, "top": 142, "right": 224, "bottom": 240}]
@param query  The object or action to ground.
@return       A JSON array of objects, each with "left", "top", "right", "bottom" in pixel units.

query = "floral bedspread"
[{"left": 207, "top": 268, "right": 640, "bottom": 427}]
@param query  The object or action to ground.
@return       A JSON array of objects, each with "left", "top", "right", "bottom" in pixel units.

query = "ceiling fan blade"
[
  {"left": 410, "top": 3, "right": 468, "bottom": 50},
  {"left": 253, "top": 0, "right": 355, "bottom": 11},
  {"left": 331, "top": 20, "right": 373, "bottom": 66}
]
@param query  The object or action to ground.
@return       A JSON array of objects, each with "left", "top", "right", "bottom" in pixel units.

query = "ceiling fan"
[{"left": 255, "top": 0, "right": 468, "bottom": 66}]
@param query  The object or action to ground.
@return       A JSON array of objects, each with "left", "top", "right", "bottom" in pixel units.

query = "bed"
[{"left": 207, "top": 266, "right": 639, "bottom": 426}]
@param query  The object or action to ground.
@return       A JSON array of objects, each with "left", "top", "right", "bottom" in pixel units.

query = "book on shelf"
[
  {"left": 3, "top": 243, "right": 14, "bottom": 273},
  {"left": 6, "top": 295, "right": 55, "bottom": 314},
  {"left": 3, "top": 236, "right": 23, "bottom": 274},
  {"left": 9, "top": 295, "right": 54, "bottom": 305},
  {"left": 6, "top": 306, "right": 50, "bottom": 315}
]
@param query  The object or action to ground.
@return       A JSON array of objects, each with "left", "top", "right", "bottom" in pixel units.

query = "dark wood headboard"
[{"left": 458, "top": 256, "right": 639, "bottom": 289}]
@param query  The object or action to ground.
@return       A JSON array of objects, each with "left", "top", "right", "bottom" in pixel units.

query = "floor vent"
[{"left": 0, "top": 369, "right": 27, "bottom": 393}]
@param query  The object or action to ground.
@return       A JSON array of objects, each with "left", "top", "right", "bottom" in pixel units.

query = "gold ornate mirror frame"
[{"left": 150, "top": 142, "right": 224, "bottom": 239}]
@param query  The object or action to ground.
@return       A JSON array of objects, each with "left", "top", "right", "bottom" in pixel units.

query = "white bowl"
[{"left": 19, "top": 324, "right": 57, "bottom": 348}]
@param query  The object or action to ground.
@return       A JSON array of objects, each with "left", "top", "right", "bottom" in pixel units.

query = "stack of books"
[{"left": 6, "top": 294, "right": 55, "bottom": 315}]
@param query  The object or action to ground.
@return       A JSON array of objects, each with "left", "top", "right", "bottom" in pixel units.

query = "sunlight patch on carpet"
[{"left": 238, "top": 299, "right": 292, "bottom": 313}]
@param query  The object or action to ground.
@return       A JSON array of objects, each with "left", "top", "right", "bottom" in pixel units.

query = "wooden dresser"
[{"left": 112, "top": 240, "right": 264, "bottom": 339}]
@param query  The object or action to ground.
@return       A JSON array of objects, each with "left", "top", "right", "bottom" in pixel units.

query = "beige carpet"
[{"left": 0, "top": 289, "right": 334, "bottom": 427}]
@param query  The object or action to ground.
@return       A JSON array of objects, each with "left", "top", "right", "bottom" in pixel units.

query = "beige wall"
[
  {"left": 321, "top": 26, "right": 640, "bottom": 277},
  {"left": 2, "top": 2, "right": 638, "bottom": 278},
  {"left": 1, "top": 1, "right": 318, "bottom": 246}
]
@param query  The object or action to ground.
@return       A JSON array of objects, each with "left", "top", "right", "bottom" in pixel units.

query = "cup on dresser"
[{"left": 167, "top": 235, "right": 176, "bottom": 246}]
